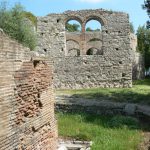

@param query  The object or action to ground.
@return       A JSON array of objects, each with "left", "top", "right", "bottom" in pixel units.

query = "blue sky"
[{"left": 1, "top": 0, "right": 149, "bottom": 31}]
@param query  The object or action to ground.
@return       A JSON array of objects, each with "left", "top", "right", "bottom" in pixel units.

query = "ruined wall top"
[
  {"left": 37, "top": 8, "right": 130, "bottom": 57},
  {"left": 42, "top": 9, "right": 129, "bottom": 30},
  {"left": 46, "top": 9, "right": 128, "bottom": 16}
]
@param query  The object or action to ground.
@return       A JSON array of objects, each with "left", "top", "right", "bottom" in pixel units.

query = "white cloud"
[{"left": 78, "top": 0, "right": 105, "bottom": 3}]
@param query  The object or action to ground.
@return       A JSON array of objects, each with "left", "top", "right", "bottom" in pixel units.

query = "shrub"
[{"left": 0, "top": 1, "right": 37, "bottom": 50}]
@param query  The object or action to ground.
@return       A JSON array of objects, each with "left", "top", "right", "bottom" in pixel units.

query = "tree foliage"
[
  {"left": 66, "top": 23, "right": 80, "bottom": 32},
  {"left": 137, "top": 25, "right": 150, "bottom": 69},
  {"left": 143, "top": 0, "right": 150, "bottom": 28},
  {"left": 0, "top": 1, "right": 37, "bottom": 50},
  {"left": 86, "top": 27, "right": 93, "bottom": 31},
  {"left": 86, "top": 27, "right": 100, "bottom": 31}
]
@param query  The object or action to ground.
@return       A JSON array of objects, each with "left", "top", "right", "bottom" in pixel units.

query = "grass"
[
  {"left": 56, "top": 78, "right": 150, "bottom": 105},
  {"left": 57, "top": 112, "right": 142, "bottom": 150}
]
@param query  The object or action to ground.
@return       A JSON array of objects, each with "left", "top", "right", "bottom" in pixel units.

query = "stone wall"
[
  {"left": 53, "top": 56, "right": 132, "bottom": 89},
  {"left": 130, "top": 33, "right": 145, "bottom": 80},
  {"left": 37, "top": 9, "right": 133, "bottom": 89},
  {"left": 132, "top": 52, "right": 145, "bottom": 80},
  {"left": 0, "top": 31, "right": 57, "bottom": 150}
]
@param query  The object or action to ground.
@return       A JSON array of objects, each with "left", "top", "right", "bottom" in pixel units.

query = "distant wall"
[
  {"left": 53, "top": 56, "right": 132, "bottom": 89},
  {"left": 37, "top": 9, "right": 133, "bottom": 89},
  {"left": 0, "top": 31, "right": 57, "bottom": 150},
  {"left": 132, "top": 52, "right": 145, "bottom": 80},
  {"left": 130, "top": 33, "right": 145, "bottom": 80}
]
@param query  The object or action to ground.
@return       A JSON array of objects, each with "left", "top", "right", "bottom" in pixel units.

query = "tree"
[
  {"left": 130, "top": 22, "right": 135, "bottom": 33},
  {"left": 143, "top": 0, "right": 150, "bottom": 28},
  {"left": 137, "top": 25, "right": 150, "bottom": 69},
  {"left": 0, "top": 1, "right": 37, "bottom": 50},
  {"left": 66, "top": 23, "right": 80, "bottom": 32},
  {"left": 86, "top": 27, "right": 93, "bottom": 31},
  {"left": 86, "top": 27, "right": 100, "bottom": 31},
  {"left": 95, "top": 28, "right": 100, "bottom": 31}
]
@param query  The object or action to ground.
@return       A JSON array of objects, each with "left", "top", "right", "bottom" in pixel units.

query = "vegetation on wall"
[{"left": 0, "top": 1, "right": 37, "bottom": 50}]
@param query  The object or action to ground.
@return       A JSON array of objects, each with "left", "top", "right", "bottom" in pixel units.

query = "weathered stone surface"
[
  {"left": 124, "top": 104, "right": 136, "bottom": 115},
  {"left": 130, "top": 33, "right": 145, "bottom": 80},
  {"left": 58, "top": 139, "right": 92, "bottom": 150},
  {"left": 36, "top": 9, "right": 133, "bottom": 89}
]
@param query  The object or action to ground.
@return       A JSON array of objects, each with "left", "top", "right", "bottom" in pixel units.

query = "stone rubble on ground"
[
  {"left": 58, "top": 139, "right": 92, "bottom": 150},
  {"left": 56, "top": 95, "right": 150, "bottom": 120}
]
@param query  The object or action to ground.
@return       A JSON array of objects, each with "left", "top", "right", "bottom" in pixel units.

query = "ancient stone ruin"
[
  {"left": 0, "top": 8, "right": 145, "bottom": 150},
  {"left": 0, "top": 31, "right": 57, "bottom": 150},
  {"left": 36, "top": 9, "right": 135, "bottom": 89},
  {"left": 130, "top": 33, "right": 145, "bottom": 80}
]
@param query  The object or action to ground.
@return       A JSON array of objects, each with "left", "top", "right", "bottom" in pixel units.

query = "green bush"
[{"left": 0, "top": 1, "right": 37, "bottom": 50}]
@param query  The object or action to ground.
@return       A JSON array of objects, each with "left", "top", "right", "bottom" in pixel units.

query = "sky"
[{"left": 1, "top": 0, "right": 149, "bottom": 31}]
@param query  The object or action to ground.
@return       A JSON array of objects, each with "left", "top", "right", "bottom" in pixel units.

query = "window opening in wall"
[
  {"left": 87, "top": 48, "right": 98, "bottom": 55},
  {"left": 66, "top": 20, "right": 81, "bottom": 32},
  {"left": 86, "top": 48, "right": 102, "bottom": 55},
  {"left": 85, "top": 19, "right": 102, "bottom": 32},
  {"left": 122, "top": 73, "right": 126, "bottom": 77},
  {"left": 68, "top": 48, "right": 80, "bottom": 56},
  {"left": 57, "top": 18, "right": 61, "bottom": 23},
  {"left": 43, "top": 48, "right": 47, "bottom": 52},
  {"left": 119, "top": 61, "right": 123, "bottom": 64}
]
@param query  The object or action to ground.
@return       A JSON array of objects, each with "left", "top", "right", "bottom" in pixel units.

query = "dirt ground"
[{"left": 139, "top": 132, "right": 150, "bottom": 150}]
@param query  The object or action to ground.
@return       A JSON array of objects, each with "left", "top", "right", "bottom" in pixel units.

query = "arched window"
[
  {"left": 68, "top": 48, "right": 80, "bottom": 56},
  {"left": 66, "top": 20, "right": 81, "bottom": 32},
  {"left": 66, "top": 39, "right": 80, "bottom": 52},
  {"left": 85, "top": 19, "right": 102, "bottom": 32},
  {"left": 86, "top": 48, "right": 103, "bottom": 55}
]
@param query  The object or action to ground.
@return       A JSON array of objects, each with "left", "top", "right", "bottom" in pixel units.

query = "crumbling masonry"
[
  {"left": 37, "top": 9, "right": 134, "bottom": 89},
  {"left": 0, "top": 8, "right": 144, "bottom": 150},
  {"left": 0, "top": 31, "right": 57, "bottom": 150}
]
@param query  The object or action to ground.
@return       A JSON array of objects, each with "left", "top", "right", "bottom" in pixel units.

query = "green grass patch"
[
  {"left": 57, "top": 112, "right": 142, "bottom": 150},
  {"left": 56, "top": 79, "right": 150, "bottom": 105}
]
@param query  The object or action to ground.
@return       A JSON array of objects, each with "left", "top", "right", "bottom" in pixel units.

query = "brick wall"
[{"left": 0, "top": 31, "right": 57, "bottom": 150}]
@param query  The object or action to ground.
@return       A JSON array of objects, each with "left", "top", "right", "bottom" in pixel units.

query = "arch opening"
[
  {"left": 66, "top": 39, "right": 80, "bottom": 55},
  {"left": 86, "top": 48, "right": 103, "bottom": 55},
  {"left": 85, "top": 19, "right": 102, "bottom": 32},
  {"left": 66, "top": 19, "right": 81, "bottom": 32},
  {"left": 68, "top": 48, "right": 80, "bottom": 56}
]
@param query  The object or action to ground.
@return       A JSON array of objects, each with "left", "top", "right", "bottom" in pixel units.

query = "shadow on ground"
[{"left": 71, "top": 89, "right": 150, "bottom": 105}]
